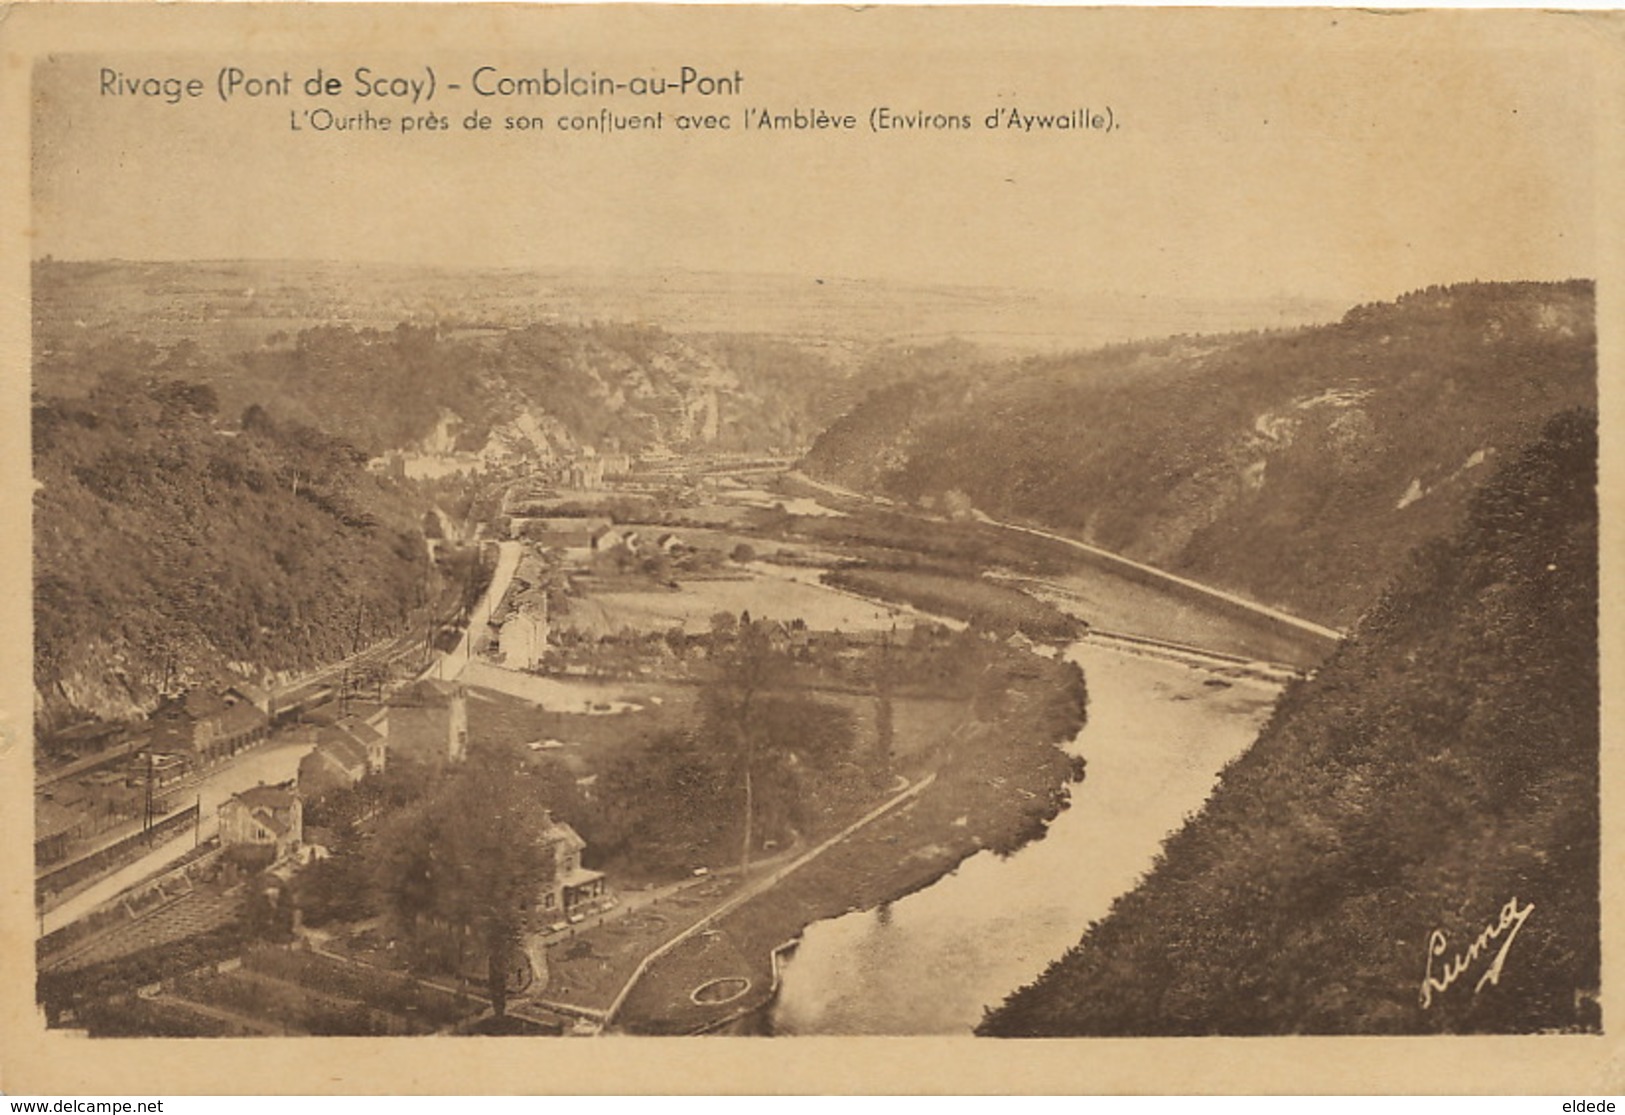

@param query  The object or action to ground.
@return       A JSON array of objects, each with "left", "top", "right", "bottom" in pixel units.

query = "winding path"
[{"left": 601, "top": 771, "right": 938, "bottom": 1029}]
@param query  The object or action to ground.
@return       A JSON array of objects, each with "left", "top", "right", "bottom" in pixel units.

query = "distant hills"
[
  {"left": 31, "top": 259, "right": 1346, "bottom": 464},
  {"left": 803, "top": 280, "right": 1596, "bottom": 628},
  {"left": 32, "top": 259, "right": 997, "bottom": 460},
  {"left": 31, "top": 269, "right": 1597, "bottom": 740},
  {"left": 979, "top": 407, "right": 1599, "bottom": 1035},
  {"left": 32, "top": 257, "right": 1343, "bottom": 360}
]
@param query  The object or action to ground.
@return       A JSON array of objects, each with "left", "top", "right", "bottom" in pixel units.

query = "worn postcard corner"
[{"left": 0, "top": 1, "right": 1622, "bottom": 1097}]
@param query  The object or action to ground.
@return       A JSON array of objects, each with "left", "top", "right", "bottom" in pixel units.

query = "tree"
[
  {"left": 349, "top": 659, "right": 391, "bottom": 701},
  {"left": 664, "top": 624, "right": 689, "bottom": 659},
  {"left": 591, "top": 729, "right": 732, "bottom": 872},
  {"left": 701, "top": 618, "right": 794, "bottom": 876},
  {"left": 642, "top": 551, "right": 674, "bottom": 582},
  {"left": 372, "top": 743, "right": 554, "bottom": 1016},
  {"left": 708, "top": 610, "right": 738, "bottom": 642},
  {"left": 873, "top": 636, "right": 896, "bottom": 779},
  {"left": 294, "top": 850, "right": 375, "bottom": 927},
  {"left": 746, "top": 693, "right": 857, "bottom": 838},
  {"left": 941, "top": 488, "right": 976, "bottom": 521},
  {"left": 243, "top": 874, "right": 295, "bottom": 941}
]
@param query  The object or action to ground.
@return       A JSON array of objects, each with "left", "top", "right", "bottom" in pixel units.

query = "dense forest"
[
  {"left": 805, "top": 281, "right": 1596, "bottom": 628},
  {"left": 979, "top": 408, "right": 1599, "bottom": 1035},
  {"left": 33, "top": 373, "right": 433, "bottom": 728}
]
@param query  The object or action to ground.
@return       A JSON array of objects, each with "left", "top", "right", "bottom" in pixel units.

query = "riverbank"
[
  {"left": 610, "top": 643, "right": 1087, "bottom": 1034},
  {"left": 979, "top": 414, "right": 1600, "bottom": 1036},
  {"left": 770, "top": 644, "right": 1282, "bottom": 1035}
]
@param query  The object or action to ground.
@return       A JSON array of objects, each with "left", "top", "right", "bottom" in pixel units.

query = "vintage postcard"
[{"left": 1, "top": 2, "right": 1621, "bottom": 1095}]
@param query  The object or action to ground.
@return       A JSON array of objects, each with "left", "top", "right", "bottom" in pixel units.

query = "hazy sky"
[{"left": 30, "top": 9, "right": 1599, "bottom": 307}]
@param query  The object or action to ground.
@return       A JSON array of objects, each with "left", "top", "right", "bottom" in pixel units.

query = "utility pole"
[
  {"left": 342, "top": 601, "right": 365, "bottom": 716},
  {"left": 143, "top": 750, "right": 155, "bottom": 845}
]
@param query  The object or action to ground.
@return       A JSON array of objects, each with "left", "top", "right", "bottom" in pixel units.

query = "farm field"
[{"left": 570, "top": 570, "right": 916, "bottom": 636}]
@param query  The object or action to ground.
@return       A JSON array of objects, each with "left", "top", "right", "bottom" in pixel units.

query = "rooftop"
[
  {"left": 388, "top": 679, "right": 463, "bottom": 708},
  {"left": 232, "top": 784, "right": 298, "bottom": 811}
]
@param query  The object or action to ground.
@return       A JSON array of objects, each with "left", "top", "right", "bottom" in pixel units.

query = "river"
[{"left": 768, "top": 640, "right": 1279, "bottom": 1035}]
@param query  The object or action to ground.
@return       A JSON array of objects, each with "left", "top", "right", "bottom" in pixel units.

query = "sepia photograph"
[{"left": 1, "top": 2, "right": 1620, "bottom": 1095}]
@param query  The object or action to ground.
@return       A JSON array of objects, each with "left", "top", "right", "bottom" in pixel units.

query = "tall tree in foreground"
[
  {"left": 701, "top": 615, "right": 859, "bottom": 874},
  {"left": 702, "top": 617, "right": 788, "bottom": 877},
  {"left": 373, "top": 743, "right": 553, "bottom": 1017}
]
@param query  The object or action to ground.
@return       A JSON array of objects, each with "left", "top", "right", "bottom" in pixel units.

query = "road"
[
  {"left": 40, "top": 737, "right": 311, "bottom": 936},
  {"left": 426, "top": 540, "right": 520, "bottom": 683}
]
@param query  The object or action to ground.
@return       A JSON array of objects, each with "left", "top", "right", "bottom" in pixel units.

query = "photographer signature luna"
[{"left": 1419, "top": 896, "right": 1534, "bottom": 1009}]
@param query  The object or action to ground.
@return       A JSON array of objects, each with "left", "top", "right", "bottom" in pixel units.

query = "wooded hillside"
[
  {"left": 34, "top": 374, "right": 432, "bottom": 728},
  {"left": 979, "top": 408, "right": 1599, "bottom": 1035},
  {"left": 806, "top": 281, "right": 1596, "bottom": 627}
]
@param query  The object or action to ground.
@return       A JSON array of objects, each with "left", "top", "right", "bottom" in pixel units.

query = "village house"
[
  {"left": 304, "top": 698, "right": 389, "bottom": 738},
  {"left": 590, "top": 525, "right": 627, "bottom": 554},
  {"left": 146, "top": 687, "right": 270, "bottom": 767},
  {"left": 534, "top": 814, "right": 608, "bottom": 922},
  {"left": 297, "top": 716, "right": 387, "bottom": 800},
  {"left": 224, "top": 680, "right": 272, "bottom": 717},
  {"left": 398, "top": 813, "right": 606, "bottom": 991},
  {"left": 515, "top": 516, "right": 612, "bottom": 565},
  {"left": 562, "top": 457, "right": 605, "bottom": 490},
  {"left": 590, "top": 525, "right": 650, "bottom": 575},
  {"left": 489, "top": 549, "right": 553, "bottom": 671},
  {"left": 218, "top": 784, "right": 303, "bottom": 863},
  {"left": 41, "top": 775, "right": 145, "bottom": 850},
  {"left": 126, "top": 748, "right": 189, "bottom": 792},
  {"left": 500, "top": 588, "right": 550, "bottom": 672},
  {"left": 386, "top": 679, "right": 467, "bottom": 767},
  {"left": 34, "top": 797, "right": 88, "bottom": 867},
  {"left": 47, "top": 718, "right": 127, "bottom": 762},
  {"left": 297, "top": 736, "right": 366, "bottom": 800},
  {"left": 762, "top": 618, "right": 812, "bottom": 657}
]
